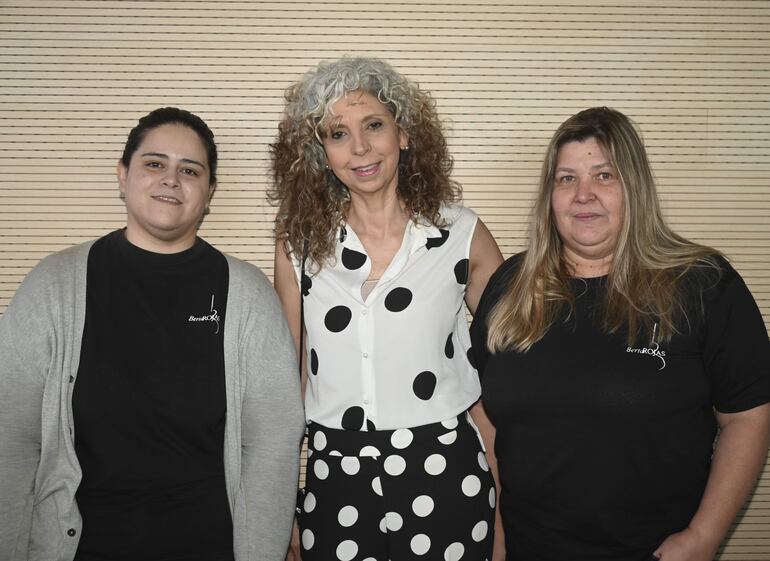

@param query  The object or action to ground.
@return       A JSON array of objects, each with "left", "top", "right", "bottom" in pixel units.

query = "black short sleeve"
[
  {"left": 470, "top": 253, "right": 522, "bottom": 377},
  {"left": 699, "top": 260, "right": 770, "bottom": 413}
]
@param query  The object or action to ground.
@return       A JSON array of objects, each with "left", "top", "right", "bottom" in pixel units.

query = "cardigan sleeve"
[
  {"left": 0, "top": 260, "right": 56, "bottom": 558},
  {"left": 236, "top": 265, "right": 305, "bottom": 560}
]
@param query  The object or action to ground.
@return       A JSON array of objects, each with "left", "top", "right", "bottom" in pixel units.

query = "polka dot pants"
[{"left": 299, "top": 415, "right": 495, "bottom": 561}]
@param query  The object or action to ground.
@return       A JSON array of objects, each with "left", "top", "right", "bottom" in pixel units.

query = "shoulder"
[
  {"left": 19, "top": 239, "right": 96, "bottom": 295},
  {"left": 223, "top": 253, "right": 274, "bottom": 295},
  {"left": 676, "top": 254, "right": 766, "bottom": 333},
  {"left": 475, "top": 251, "right": 524, "bottom": 318},
  {"left": 222, "top": 253, "right": 287, "bottom": 314},
  {"left": 440, "top": 203, "right": 477, "bottom": 229},
  {"left": 35, "top": 240, "right": 95, "bottom": 274},
  {"left": 679, "top": 254, "right": 742, "bottom": 302},
  {"left": 3, "top": 239, "right": 97, "bottom": 334},
  {"left": 491, "top": 252, "right": 525, "bottom": 287}
]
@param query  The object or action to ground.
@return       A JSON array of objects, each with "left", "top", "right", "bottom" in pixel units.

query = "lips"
[
  {"left": 151, "top": 195, "right": 182, "bottom": 204},
  {"left": 573, "top": 212, "right": 603, "bottom": 220},
  {"left": 352, "top": 163, "right": 380, "bottom": 177}
]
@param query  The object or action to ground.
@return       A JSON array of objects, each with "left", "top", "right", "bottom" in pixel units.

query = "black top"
[
  {"left": 470, "top": 253, "right": 770, "bottom": 561},
  {"left": 73, "top": 229, "right": 233, "bottom": 561}
]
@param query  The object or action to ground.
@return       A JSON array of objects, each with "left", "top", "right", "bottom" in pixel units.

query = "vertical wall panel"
[{"left": 1, "top": 1, "right": 768, "bottom": 557}]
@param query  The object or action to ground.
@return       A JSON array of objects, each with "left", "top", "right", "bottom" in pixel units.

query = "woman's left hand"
[{"left": 653, "top": 527, "right": 719, "bottom": 561}]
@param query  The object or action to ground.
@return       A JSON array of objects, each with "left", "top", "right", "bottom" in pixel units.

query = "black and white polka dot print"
[
  {"left": 425, "top": 228, "right": 449, "bottom": 250},
  {"left": 300, "top": 205, "right": 482, "bottom": 432},
  {"left": 302, "top": 272, "right": 313, "bottom": 296},
  {"left": 412, "top": 371, "right": 437, "bottom": 401},
  {"left": 310, "top": 348, "right": 319, "bottom": 375},
  {"left": 342, "top": 247, "right": 367, "bottom": 270},
  {"left": 466, "top": 346, "right": 477, "bottom": 370},
  {"left": 444, "top": 333, "right": 454, "bottom": 359},
  {"left": 341, "top": 406, "right": 366, "bottom": 430},
  {"left": 300, "top": 417, "right": 495, "bottom": 561},
  {"left": 325, "top": 305, "right": 352, "bottom": 333},
  {"left": 384, "top": 287, "right": 413, "bottom": 312},
  {"left": 454, "top": 258, "right": 469, "bottom": 285}
]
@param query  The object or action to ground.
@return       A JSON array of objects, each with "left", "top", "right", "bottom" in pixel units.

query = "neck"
[
  {"left": 563, "top": 249, "right": 613, "bottom": 278},
  {"left": 124, "top": 226, "right": 196, "bottom": 254},
  {"left": 346, "top": 194, "right": 410, "bottom": 239}
]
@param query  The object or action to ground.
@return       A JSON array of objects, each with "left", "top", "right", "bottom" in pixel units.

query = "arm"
[
  {"left": 0, "top": 266, "right": 50, "bottom": 558},
  {"left": 273, "top": 241, "right": 307, "bottom": 561},
  {"left": 654, "top": 403, "right": 770, "bottom": 561},
  {"left": 465, "top": 218, "right": 503, "bottom": 315},
  {"left": 469, "top": 400, "right": 506, "bottom": 561},
  {"left": 274, "top": 239, "right": 308, "bottom": 397},
  {"left": 466, "top": 219, "right": 505, "bottom": 559},
  {"left": 240, "top": 273, "right": 306, "bottom": 561}
]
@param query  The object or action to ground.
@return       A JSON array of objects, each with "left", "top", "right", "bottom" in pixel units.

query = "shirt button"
[
  {"left": 363, "top": 399, "right": 370, "bottom": 405},
  {"left": 67, "top": 528, "right": 77, "bottom": 537},
  {"left": 363, "top": 353, "right": 368, "bottom": 358},
  {"left": 361, "top": 310, "right": 367, "bottom": 316}
]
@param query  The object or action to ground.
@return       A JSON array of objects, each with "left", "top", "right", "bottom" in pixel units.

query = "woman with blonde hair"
[
  {"left": 271, "top": 57, "right": 504, "bottom": 561},
  {"left": 471, "top": 106, "right": 770, "bottom": 561}
]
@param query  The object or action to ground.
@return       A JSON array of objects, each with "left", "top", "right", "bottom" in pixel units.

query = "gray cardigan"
[{"left": 0, "top": 239, "right": 305, "bottom": 561}]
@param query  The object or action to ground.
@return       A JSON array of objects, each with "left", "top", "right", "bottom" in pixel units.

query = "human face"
[
  {"left": 551, "top": 137, "right": 624, "bottom": 274},
  {"left": 322, "top": 90, "right": 407, "bottom": 200},
  {"left": 118, "top": 123, "right": 214, "bottom": 253}
]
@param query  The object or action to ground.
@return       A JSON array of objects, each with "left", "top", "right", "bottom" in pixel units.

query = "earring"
[{"left": 400, "top": 145, "right": 409, "bottom": 150}]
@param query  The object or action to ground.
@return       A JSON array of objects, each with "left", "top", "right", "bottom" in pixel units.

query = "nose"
[
  {"left": 573, "top": 177, "right": 596, "bottom": 202},
  {"left": 160, "top": 169, "right": 181, "bottom": 188},
  {"left": 350, "top": 131, "right": 371, "bottom": 156}
]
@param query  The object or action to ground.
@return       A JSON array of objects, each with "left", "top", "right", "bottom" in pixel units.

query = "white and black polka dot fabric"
[
  {"left": 300, "top": 415, "right": 495, "bottom": 560},
  {"left": 294, "top": 204, "right": 481, "bottom": 431}
]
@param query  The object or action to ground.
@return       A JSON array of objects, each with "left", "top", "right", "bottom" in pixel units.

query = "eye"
[
  {"left": 597, "top": 171, "right": 613, "bottom": 182},
  {"left": 329, "top": 129, "right": 345, "bottom": 140},
  {"left": 181, "top": 168, "right": 199, "bottom": 176},
  {"left": 367, "top": 120, "right": 383, "bottom": 131},
  {"left": 146, "top": 160, "right": 162, "bottom": 169},
  {"left": 556, "top": 174, "right": 575, "bottom": 184}
]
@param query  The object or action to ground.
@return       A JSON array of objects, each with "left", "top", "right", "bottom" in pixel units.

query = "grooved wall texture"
[{"left": 1, "top": 1, "right": 768, "bottom": 557}]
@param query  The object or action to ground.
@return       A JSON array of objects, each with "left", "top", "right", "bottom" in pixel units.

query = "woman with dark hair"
[
  {"left": 471, "top": 106, "right": 770, "bottom": 561},
  {"left": 270, "top": 57, "right": 505, "bottom": 561},
  {"left": 0, "top": 107, "right": 305, "bottom": 561}
]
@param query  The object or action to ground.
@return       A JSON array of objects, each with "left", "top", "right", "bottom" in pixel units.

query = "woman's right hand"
[{"left": 285, "top": 519, "right": 302, "bottom": 561}]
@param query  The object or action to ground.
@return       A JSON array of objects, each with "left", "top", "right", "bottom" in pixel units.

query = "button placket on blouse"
[
  {"left": 358, "top": 299, "right": 376, "bottom": 421},
  {"left": 339, "top": 226, "right": 377, "bottom": 423},
  {"left": 358, "top": 223, "right": 430, "bottom": 427}
]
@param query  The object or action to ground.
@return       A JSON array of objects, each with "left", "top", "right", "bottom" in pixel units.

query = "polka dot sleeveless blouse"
[{"left": 295, "top": 204, "right": 481, "bottom": 430}]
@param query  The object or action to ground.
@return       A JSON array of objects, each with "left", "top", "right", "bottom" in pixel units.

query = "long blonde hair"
[{"left": 487, "top": 107, "right": 719, "bottom": 352}]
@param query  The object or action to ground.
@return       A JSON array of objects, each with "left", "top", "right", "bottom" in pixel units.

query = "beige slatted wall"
[{"left": 1, "top": 0, "right": 768, "bottom": 557}]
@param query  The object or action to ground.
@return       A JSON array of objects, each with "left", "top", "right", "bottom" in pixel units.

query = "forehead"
[
  {"left": 556, "top": 137, "right": 610, "bottom": 164},
  {"left": 328, "top": 90, "right": 391, "bottom": 120},
  {"left": 135, "top": 123, "right": 207, "bottom": 159}
]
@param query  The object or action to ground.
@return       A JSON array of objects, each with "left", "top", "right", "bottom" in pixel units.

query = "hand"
[
  {"left": 653, "top": 527, "right": 719, "bottom": 561},
  {"left": 285, "top": 519, "right": 302, "bottom": 561}
]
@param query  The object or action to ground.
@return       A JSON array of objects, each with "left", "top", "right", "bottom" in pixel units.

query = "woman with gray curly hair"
[{"left": 270, "top": 57, "right": 505, "bottom": 561}]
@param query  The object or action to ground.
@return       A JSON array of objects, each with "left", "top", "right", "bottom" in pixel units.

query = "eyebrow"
[
  {"left": 141, "top": 152, "right": 207, "bottom": 169},
  {"left": 330, "top": 110, "right": 390, "bottom": 124},
  {"left": 555, "top": 161, "right": 612, "bottom": 172}
]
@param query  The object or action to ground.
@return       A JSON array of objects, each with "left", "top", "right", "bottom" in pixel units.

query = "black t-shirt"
[
  {"left": 73, "top": 229, "right": 233, "bottom": 561},
  {"left": 470, "top": 253, "right": 770, "bottom": 561}
]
